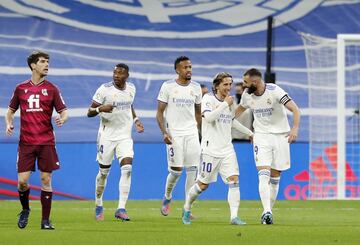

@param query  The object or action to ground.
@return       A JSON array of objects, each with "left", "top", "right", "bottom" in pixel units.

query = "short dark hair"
[
  {"left": 115, "top": 63, "right": 129, "bottom": 72},
  {"left": 243, "top": 68, "right": 262, "bottom": 78},
  {"left": 235, "top": 82, "right": 244, "bottom": 87},
  {"left": 200, "top": 84, "right": 207, "bottom": 88},
  {"left": 212, "top": 72, "right": 232, "bottom": 92},
  {"left": 174, "top": 56, "right": 190, "bottom": 70},
  {"left": 27, "top": 50, "right": 49, "bottom": 70}
]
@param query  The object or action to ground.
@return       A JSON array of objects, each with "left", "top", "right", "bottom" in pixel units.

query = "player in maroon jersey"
[{"left": 5, "top": 51, "right": 68, "bottom": 230}]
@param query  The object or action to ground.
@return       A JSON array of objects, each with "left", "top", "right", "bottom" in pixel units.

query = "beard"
[{"left": 247, "top": 85, "right": 257, "bottom": 94}]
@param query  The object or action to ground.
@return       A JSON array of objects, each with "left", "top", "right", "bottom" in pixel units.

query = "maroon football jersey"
[{"left": 9, "top": 80, "right": 67, "bottom": 145}]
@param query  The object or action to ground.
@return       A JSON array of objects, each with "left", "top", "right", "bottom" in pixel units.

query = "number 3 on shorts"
[{"left": 169, "top": 147, "right": 174, "bottom": 157}]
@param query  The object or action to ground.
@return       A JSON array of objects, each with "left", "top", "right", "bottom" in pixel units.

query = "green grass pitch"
[{"left": 1, "top": 200, "right": 359, "bottom": 245}]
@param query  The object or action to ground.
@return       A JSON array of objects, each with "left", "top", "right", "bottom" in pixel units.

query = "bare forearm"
[
  {"left": 5, "top": 109, "right": 14, "bottom": 126},
  {"left": 60, "top": 110, "right": 68, "bottom": 123},
  {"left": 156, "top": 112, "right": 167, "bottom": 135},
  {"left": 195, "top": 104, "right": 202, "bottom": 131},
  {"left": 292, "top": 108, "right": 300, "bottom": 130}
]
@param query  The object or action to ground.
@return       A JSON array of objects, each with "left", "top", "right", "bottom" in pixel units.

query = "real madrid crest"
[{"left": 42, "top": 89, "right": 48, "bottom": 96}]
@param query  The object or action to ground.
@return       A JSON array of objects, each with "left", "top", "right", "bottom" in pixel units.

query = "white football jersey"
[
  {"left": 201, "top": 93, "right": 236, "bottom": 157},
  {"left": 240, "top": 83, "right": 291, "bottom": 134},
  {"left": 92, "top": 81, "right": 135, "bottom": 140},
  {"left": 157, "top": 79, "right": 202, "bottom": 136}
]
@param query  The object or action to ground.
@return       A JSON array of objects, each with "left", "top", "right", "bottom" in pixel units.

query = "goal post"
[{"left": 301, "top": 33, "right": 360, "bottom": 199}]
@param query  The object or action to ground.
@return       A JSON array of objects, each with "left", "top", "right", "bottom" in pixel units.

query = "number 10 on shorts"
[{"left": 202, "top": 162, "right": 212, "bottom": 173}]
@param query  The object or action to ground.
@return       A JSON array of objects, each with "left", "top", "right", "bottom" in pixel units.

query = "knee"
[
  {"left": 270, "top": 169, "right": 281, "bottom": 178},
  {"left": 41, "top": 175, "right": 51, "bottom": 185},
  {"left": 41, "top": 176, "right": 52, "bottom": 190},
  {"left": 227, "top": 175, "right": 239, "bottom": 184},
  {"left": 169, "top": 167, "right": 183, "bottom": 177},
  {"left": 18, "top": 181, "right": 28, "bottom": 191},
  {"left": 198, "top": 182, "right": 209, "bottom": 191},
  {"left": 99, "top": 168, "right": 110, "bottom": 179},
  {"left": 170, "top": 166, "right": 183, "bottom": 172},
  {"left": 120, "top": 157, "right": 133, "bottom": 166}
]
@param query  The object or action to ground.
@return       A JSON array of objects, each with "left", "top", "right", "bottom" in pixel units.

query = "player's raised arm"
[
  {"left": 5, "top": 108, "right": 15, "bottom": 136},
  {"left": 285, "top": 100, "right": 300, "bottom": 143},
  {"left": 87, "top": 102, "right": 114, "bottom": 117},
  {"left": 235, "top": 104, "right": 247, "bottom": 118}
]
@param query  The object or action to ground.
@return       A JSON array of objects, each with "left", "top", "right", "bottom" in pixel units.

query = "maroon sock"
[
  {"left": 18, "top": 189, "right": 30, "bottom": 210},
  {"left": 41, "top": 190, "right": 53, "bottom": 221}
]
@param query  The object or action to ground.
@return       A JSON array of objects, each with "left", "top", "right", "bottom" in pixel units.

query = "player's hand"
[
  {"left": 163, "top": 133, "right": 172, "bottom": 144},
  {"left": 100, "top": 104, "right": 114, "bottom": 113},
  {"left": 135, "top": 120, "right": 144, "bottom": 133},
  {"left": 287, "top": 127, "right": 298, "bottom": 143},
  {"left": 55, "top": 116, "right": 65, "bottom": 127},
  {"left": 224, "top": 96, "right": 234, "bottom": 106},
  {"left": 6, "top": 124, "right": 14, "bottom": 136}
]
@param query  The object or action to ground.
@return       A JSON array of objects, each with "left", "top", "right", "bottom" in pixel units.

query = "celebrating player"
[
  {"left": 157, "top": 56, "right": 202, "bottom": 217},
  {"left": 236, "top": 68, "right": 300, "bottom": 224},
  {"left": 87, "top": 63, "right": 144, "bottom": 221},
  {"left": 182, "top": 72, "right": 253, "bottom": 225},
  {"left": 5, "top": 50, "right": 68, "bottom": 230}
]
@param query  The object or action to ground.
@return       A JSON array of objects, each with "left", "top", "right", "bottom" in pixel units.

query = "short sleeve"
[
  {"left": 273, "top": 85, "right": 291, "bottom": 105},
  {"left": 239, "top": 92, "right": 250, "bottom": 109},
  {"left": 8, "top": 86, "right": 20, "bottom": 111},
  {"left": 53, "top": 86, "right": 67, "bottom": 113},
  {"left": 157, "top": 83, "right": 168, "bottom": 103},
  {"left": 92, "top": 85, "right": 105, "bottom": 105},
  {"left": 201, "top": 94, "right": 212, "bottom": 114}
]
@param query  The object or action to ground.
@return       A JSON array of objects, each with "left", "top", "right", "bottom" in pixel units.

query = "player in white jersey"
[
  {"left": 87, "top": 63, "right": 144, "bottom": 221},
  {"left": 157, "top": 56, "right": 202, "bottom": 217},
  {"left": 182, "top": 72, "right": 253, "bottom": 225},
  {"left": 236, "top": 68, "right": 300, "bottom": 225}
]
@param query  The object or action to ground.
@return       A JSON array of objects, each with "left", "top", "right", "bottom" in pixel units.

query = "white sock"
[
  {"left": 184, "top": 184, "right": 202, "bottom": 211},
  {"left": 95, "top": 168, "right": 110, "bottom": 206},
  {"left": 118, "top": 165, "right": 132, "bottom": 209},
  {"left": 228, "top": 183, "right": 240, "bottom": 220},
  {"left": 270, "top": 176, "right": 280, "bottom": 209},
  {"left": 185, "top": 166, "right": 197, "bottom": 198},
  {"left": 164, "top": 169, "right": 182, "bottom": 200},
  {"left": 258, "top": 169, "right": 271, "bottom": 213}
]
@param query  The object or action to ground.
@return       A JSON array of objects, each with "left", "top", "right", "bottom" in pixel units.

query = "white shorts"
[
  {"left": 253, "top": 133, "right": 290, "bottom": 171},
  {"left": 197, "top": 152, "right": 239, "bottom": 184},
  {"left": 167, "top": 134, "right": 200, "bottom": 169},
  {"left": 97, "top": 137, "right": 134, "bottom": 166}
]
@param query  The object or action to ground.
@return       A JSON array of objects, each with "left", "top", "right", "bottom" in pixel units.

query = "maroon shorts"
[{"left": 17, "top": 144, "right": 60, "bottom": 173}]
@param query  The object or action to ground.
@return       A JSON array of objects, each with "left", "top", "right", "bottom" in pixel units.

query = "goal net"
[{"left": 301, "top": 33, "right": 360, "bottom": 199}]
